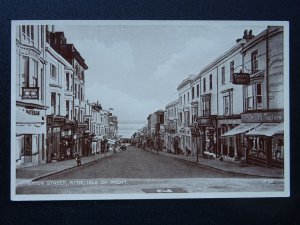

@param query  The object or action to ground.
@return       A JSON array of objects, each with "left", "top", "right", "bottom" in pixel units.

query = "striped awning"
[
  {"left": 245, "top": 123, "right": 284, "bottom": 136},
  {"left": 221, "top": 123, "right": 261, "bottom": 137}
]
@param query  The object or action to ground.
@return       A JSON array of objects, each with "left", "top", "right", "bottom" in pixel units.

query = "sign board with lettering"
[
  {"left": 232, "top": 73, "right": 250, "bottom": 85},
  {"left": 196, "top": 117, "right": 212, "bottom": 126},
  {"left": 22, "top": 87, "right": 39, "bottom": 99},
  {"left": 241, "top": 111, "right": 284, "bottom": 123}
]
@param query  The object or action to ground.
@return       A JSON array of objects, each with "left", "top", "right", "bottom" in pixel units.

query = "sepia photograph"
[{"left": 11, "top": 20, "right": 289, "bottom": 200}]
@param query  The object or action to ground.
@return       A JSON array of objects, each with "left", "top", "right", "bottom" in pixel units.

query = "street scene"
[
  {"left": 11, "top": 21, "right": 289, "bottom": 199},
  {"left": 16, "top": 145, "right": 283, "bottom": 195}
]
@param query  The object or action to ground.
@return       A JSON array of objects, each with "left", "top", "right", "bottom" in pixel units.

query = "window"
[
  {"left": 179, "top": 96, "right": 182, "bottom": 106},
  {"left": 196, "top": 84, "right": 199, "bottom": 97},
  {"left": 187, "top": 92, "right": 190, "bottom": 103},
  {"left": 192, "top": 87, "right": 195, "bottom": 99},
  {"left": 50, "top": 64, "right": 57, "bottom": 79},
  {"left": 75, "top": 84, "right": 77, "bottom": 98},
  {"left": 184, "top": 94, "right": 186, "bottom": 104},
  {"left": 81, "top": 87, "right": 83, "bottom": 101},
  {"left": 256, "top": 83, "right": 262, "bottom": 109},
  {"left": 203, "top": 78, "right": 206, "bottom": 92},
  {"left": 22, "top": 56, "right": 29, "bottom": 87},
  {"left": 202, "top": 98, "right": 211, "bottom": 116},
  {"left": 223, "top": 94, "right": 232, "bottom": 115},
  {"left": 209, "top": 74, "right": 212, "bottom": 90},
  {"left": 184, "top": 111, "right": 190, "bottom": 126},
  {"left": 66, "top": 101, "right": 70, "bottom": 118},
  {"left": 221, "top": 66, "right": 225, "bottom": 84},
  {"left": 41, "top": 26, "right": 44, "bottom": 48},
  {"left": 251, "top": 50, "right": 258, "bottom": 73},
  {"left": 245, "top": 83, "right": 263, "bottom": 110},
  {"left": 33, "top": 59, "right": 38, "bottom": 87},
  {"left": 70, "top": 75, "right": 73, "bottom": 91},
  {"left": 51, "top": 93, "right": 56, "bottom": 115},
  {"left": 66, "top": 73, "right": 70, "bottom": 90},
  {"left": 30, "top": 25, "right": 34, "bottom": 41},
  {"left": 230, "top": 61, "right": 234, "bottom": 82},
  {"left": 58, "top": 94, "right": 61, "bottom": 115}
]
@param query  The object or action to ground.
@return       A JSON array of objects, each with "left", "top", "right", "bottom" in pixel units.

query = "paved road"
[
  {"left": 40, "top": 146, "right": 257, "bottom": 179},
  {"left": 16, "top": 146, "right": 284, "bottom": 195}
]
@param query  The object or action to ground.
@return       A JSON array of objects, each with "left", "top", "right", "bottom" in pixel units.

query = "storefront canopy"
[
  {"left": 221, "top": 123, "right": 261, "bottom": 137},
  {"left": 245, "top": 123, "right": 284, "bottom": 136}
]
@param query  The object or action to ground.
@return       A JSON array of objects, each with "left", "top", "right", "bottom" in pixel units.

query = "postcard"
[{"left": 11, "top": 20, "right": 289, "bottom": 200}]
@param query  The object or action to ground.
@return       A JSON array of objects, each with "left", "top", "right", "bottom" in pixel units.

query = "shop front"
[
  {"left": 46, "top": 115, "right": 68, "bottom": 162},
  {"left": 195, "top": 116, "right": 218, "bottom": 158},
  {"left": 16, "top": 105, "right": 47, "bottom": 167},
  {"left": 241, "top": 110, "right": 284, "bottom": 168},
  {"left": 245, "top": 122, "right": 284, "bottom": 168},
  {"left": 220, "top": 122, "right": 260, "bottom": 160}
]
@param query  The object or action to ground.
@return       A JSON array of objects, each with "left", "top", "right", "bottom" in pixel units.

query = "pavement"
[
  {"left": 16, "top": 151, "right": 113, "bottom": 185},
  {"left": 15, "top": 146, "right": 284, "bottom": 186},
  {"left": 144, "top": 147, "right": 284, "bottom": 179}
]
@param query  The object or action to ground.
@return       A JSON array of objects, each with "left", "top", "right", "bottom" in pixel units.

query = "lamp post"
[{"left": 210, "top": 115, "right": 218, "bottom": 158}]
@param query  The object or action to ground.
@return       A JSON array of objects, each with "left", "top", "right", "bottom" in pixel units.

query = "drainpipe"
[
  {"left": 266, "top": 26, "right": 270, "bottom": 110},
  {"left": 216, "top": 66, "right": 219, "bottom": 158}
]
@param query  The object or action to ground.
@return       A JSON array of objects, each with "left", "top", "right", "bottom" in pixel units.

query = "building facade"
[
  {"left": 15, "top": 25, "right": 48, "bottom": 167},
  {"left": 164, "top": 99, "right": 179, "bottom": 154}
]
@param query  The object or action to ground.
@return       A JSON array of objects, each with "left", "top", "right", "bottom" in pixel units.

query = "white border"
[{"left": 11, "top": 20, "right": 290, "bottom": 201}]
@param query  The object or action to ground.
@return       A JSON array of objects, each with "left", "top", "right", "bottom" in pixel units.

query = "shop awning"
[
  {"left": 220, "top": 123, "right": 261, "bottom": 137},
  {"left": 245, "top": 123, "right": 284, "bottom": 136}
]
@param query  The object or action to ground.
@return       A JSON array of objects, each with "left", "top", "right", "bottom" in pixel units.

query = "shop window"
[
  {"left": 274, "top": 138, "right": 284, "bottom": 160},
  {"left": 250, "top": 137, "right": 266, "bottom": 159}
]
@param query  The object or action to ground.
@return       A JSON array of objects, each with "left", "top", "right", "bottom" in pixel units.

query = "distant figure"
[
  {"left": 75, "top": 154, "right": 81, "bottom": 166},
  {"left": 185, "top": 146, "right": 189, "bottom": 156}
]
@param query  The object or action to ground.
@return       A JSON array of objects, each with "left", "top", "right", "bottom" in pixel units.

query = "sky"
[{"left": 56, "top": 22, "right": 267, "bottom": 124}]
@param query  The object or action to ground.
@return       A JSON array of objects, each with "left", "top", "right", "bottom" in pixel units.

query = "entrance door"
[{"left": 23, "top": 134, "right": 32, "bottom": 163}]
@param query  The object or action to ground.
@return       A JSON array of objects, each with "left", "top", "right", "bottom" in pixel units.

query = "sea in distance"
[{"left": 118, "top": 122, "right": 146, "bottom": 139}]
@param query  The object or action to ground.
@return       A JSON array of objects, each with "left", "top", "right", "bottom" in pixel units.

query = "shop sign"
[
  {"left": 25, "top": 109, "right": 40, "bottom": 116},
  {"left": 22, "top": 87, "right": 39, "bottom": 99},
  {"left": 196, "top": 118, "right": 211, "bottom": 126},
  {"left": 232, "top": 73, "right": 250, "bottom": 85},
  {"left": 241, "top": 111, "right": 283, "bottom": 123}
]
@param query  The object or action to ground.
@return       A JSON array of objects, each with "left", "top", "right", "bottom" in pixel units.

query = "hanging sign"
[
  {"left": 22, "top": 87, "right": 39, "bottom": 99},
  {"left": 232, "top": 73, "right": 250, "bottom": 85}
]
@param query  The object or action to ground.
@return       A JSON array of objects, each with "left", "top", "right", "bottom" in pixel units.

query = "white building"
[{"left": 15, "top": 25, "right": 48, "bottom": 167}]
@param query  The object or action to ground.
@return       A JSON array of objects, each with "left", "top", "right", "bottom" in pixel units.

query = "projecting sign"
[
  {"left": 22, "top": 87, "right": 39, "bottom": 99},
  {"left": 232, "top": 73, "right": 250, "bottom": 85}
]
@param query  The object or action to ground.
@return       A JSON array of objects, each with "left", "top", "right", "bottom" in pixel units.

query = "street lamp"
[{"left": 210, "top": 115, "right": 218, "bottom": 158}]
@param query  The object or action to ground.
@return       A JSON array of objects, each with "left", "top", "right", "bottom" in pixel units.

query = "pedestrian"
[
  {"left": 75, "top": 154, "right": 81, "bottom": 166},
  {"left": 185, "top": 146, "right": 188, "bottom": 156}
]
